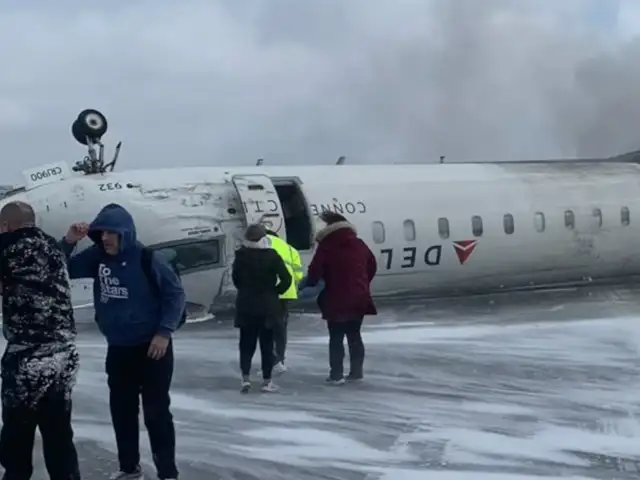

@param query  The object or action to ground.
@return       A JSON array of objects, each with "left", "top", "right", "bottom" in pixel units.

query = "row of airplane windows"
[{"left": 370, "top": 206, "right": 632, "bottom": 244}]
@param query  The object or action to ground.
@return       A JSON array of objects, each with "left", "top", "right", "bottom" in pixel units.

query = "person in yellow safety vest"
[{"left": 265, "top": 229, "right": 304, "bottom": 375}]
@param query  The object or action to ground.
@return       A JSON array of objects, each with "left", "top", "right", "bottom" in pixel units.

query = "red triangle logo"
[{"left": 452, "top": 240, "right": 477, "bottom": 265}]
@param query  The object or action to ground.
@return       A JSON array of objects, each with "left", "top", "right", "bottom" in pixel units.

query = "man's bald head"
[{"left": 0, "top": 201, "right": 36, "bottom": 232}]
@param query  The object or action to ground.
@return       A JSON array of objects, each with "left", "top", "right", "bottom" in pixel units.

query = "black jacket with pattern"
[{"left": 0, "top": 226, "right": 79, "bottom": 409}]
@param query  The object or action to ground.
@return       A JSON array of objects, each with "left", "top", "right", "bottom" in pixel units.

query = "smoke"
[
  {"left": 553, "top": 38, "right": 640, "bottom": 157},
  {"left": 233, "top": 0, "right": 640, "bottom": 162}
]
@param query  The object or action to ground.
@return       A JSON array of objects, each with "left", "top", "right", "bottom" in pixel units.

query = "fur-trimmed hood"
[
  {"left": 242, "top": 237, "right": 271, "bottom": 249},
  {"left": 315, "top": 221, "right": 356, "bottom": 243}
]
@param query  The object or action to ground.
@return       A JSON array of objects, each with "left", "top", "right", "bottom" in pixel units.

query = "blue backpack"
[{"left": 140, "top": 247, "right": 187, "bottom": 329}]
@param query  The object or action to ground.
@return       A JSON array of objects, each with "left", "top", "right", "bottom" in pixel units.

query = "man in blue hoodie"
[{"left": 60, "top": 203, "right": 186, "bottom": 480}]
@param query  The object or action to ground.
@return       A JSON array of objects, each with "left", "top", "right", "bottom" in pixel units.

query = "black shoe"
[{"left": 347, "top": 373, "right": 363, "bottom": 382}]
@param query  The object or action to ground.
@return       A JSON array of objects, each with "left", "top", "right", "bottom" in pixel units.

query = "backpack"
[{"left": 140, "top": 247, "right": 187, "bottom": 329}]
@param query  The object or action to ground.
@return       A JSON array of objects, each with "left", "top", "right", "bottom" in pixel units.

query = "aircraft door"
[{"left": 232, "top": 174, "right": 287, "bottom": 238}]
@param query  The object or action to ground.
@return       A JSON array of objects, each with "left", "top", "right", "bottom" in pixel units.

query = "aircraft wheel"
[{"left": 72, "top": 109, "right": 108, "bottom": 145}]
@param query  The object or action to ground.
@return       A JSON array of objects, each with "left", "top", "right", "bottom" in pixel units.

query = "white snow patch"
[
  {"left": 170, "top": 392, "right": 334, "bottom": 424},
  {"left": 458, "top": 402, "right": 535, "bottom": 416},
  {"left": 375, "top": 471, "right": 592, "bottom": 480},
  {"left": 187, "top": 313, "right": 214, "bottom": 324},
  {"left": 412, "top": 428, "right": 588, "bottom": 466},
  {"left": 233, "top": 427, "right": 415, "bottom": 467}
]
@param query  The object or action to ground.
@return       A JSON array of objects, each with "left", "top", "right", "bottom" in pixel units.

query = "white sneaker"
[
  {"left": 325, "top": 376, "right": 346, "bottom": 386},
  {"left": 273, "top": 362, "right": 287, "bottom": 375},
  {"left": 260, "top": 380, "right": 279, "bottom": 392},
  {"left": 240, "top": 379, "right": 251, "bottom": 393},
  {"left": 109, "top": 469, "right": 143, "bottom": 479}
]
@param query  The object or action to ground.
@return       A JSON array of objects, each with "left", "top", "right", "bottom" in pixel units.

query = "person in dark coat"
[
  {"left": 304, "top": 211, "right": 377, "bottom": 385},
  {"left": 232, "top": 224, "right": 292, "bottom": 393},
  {"left": 0, "top": 201, "right": 81, "bottom": 480}
]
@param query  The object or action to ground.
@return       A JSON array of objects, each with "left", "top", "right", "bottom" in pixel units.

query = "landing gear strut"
[{"left": 71, "top": 109, "right": 122, "bottom": 175}]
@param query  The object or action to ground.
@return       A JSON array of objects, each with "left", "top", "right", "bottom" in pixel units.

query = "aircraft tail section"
[{"left": 605, "top": 149, "right": 640, "bottom": 163}]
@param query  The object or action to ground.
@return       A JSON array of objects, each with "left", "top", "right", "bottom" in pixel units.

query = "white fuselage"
[{"left": 3, "top": 160, "right": 640, "bottom": 311}]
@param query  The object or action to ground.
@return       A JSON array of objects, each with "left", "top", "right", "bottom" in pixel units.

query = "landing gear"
[
  {"left": 71, "top": 109, "right": 108, "bottom": 145},
  {"left": 70, "top": 109, "right": 122, "bottom": 175}
]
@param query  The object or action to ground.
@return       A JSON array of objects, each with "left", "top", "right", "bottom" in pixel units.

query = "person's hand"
[
  {"left": 64, "top": 222, "right": 89, "bottom": 243},
  {"left": 148, "top": 334, "right": 170, "bottom": 360}
]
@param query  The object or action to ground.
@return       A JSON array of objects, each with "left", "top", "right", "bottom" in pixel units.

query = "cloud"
[{"left": 0, "top": 0, "right": 639, "bottom": 183}]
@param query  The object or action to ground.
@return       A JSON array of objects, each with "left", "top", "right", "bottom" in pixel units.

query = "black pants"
[
  {"left": 0, "top": 383, "right": 80, "bottom": 480},
  {"left": 106, "top": 341, "right": 177, "bottom": 479},
  {"left": 327, "top": 317, "right": 365, "bottom": 380},
  {"left": 239, "top": 321, "right": 275, "bottom": 380},
  {"left": 273, "top": 300, "right": 289, "bottom": 364}
]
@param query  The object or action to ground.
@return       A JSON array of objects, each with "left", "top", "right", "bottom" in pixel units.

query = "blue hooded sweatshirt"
[{"left": 60, "top": 203, "right": 186, "bottom": 346}]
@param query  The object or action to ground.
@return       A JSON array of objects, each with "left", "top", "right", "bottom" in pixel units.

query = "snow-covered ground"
[{"left": 10, "top": 286, "right": 640, "bottom": 479}]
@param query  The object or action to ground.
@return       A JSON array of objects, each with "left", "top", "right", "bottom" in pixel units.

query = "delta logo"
[{"left": 452, "top": 240, "right": 478, "bottom": 265}]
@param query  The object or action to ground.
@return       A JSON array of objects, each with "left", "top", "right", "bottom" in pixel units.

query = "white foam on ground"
[{"left": 7, "top": 306, "right": 640, "bottom": 478}]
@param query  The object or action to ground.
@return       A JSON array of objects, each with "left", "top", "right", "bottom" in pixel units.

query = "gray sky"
[{"left": 1, "top": 0, "right": 639, "bottom": 182}]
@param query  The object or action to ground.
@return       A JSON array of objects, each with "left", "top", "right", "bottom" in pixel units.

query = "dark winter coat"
[
  {"left": 0, "top": 227, "right": 79, "bottom": 409},
  {"left": 232, "top": 237, "right": 292, "bottom": 328},
  {"left": 306, "top": 221, "right": 377, "bottom": 322}
]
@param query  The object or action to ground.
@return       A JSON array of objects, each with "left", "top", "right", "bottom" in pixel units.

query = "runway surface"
[{"left": 12, "top": 285, "right": 640, "bottom": 479}]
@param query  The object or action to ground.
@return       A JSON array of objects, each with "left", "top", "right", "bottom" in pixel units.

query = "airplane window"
[
  {"left": 534, "top": 212, "right": 545, "bottom": 232},
  {"left": 564, "top": 210, "right": 575, "bottom": 229},
  {"left": 592, "top": 208, "right": 602, "bottom": 228},
  {"left": 503, "top": 214, "right": 514, "bottom": 235},
  {"left": 372, "top": 221, "right": 385, "bottom": 244},
  {"left": 471, "top": 216, "right": 483, "bottom": 237},
  {"left": 621, "top": 206, "right": 630, "bottom": 226},
  {"left": 403, "top": 219, "right": 416, "bottom": 241},
  {"left": 151, "top": 239, "right": 221, "bottom": 274},
  {"left": 437, "top": 217, "right": 450, "bottom": 239}
]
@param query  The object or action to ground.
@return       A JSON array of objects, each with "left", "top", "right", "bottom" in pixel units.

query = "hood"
[
  {"left": 315, "top": 221, "right": 357, "bottom": 244},
  {"left": 241, "top": 237, "right": 271, "bottom": 249},
  {"left": 88, "top": 203, "right": 137, "bottom": 253}
]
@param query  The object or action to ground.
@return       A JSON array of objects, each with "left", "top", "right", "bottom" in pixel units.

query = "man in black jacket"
[
  {"left": 232, "top": 224, "right": 291, "bottom": 393},
  {"left": 0, "top": 201, "right": 80, "bottom": 479}
]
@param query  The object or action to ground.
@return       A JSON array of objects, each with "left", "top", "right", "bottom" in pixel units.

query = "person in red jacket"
[{"left": 305, "top": 211, "right": 377, "bottom": 385}]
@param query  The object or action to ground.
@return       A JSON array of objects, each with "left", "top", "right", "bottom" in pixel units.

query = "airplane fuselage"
[{"left": 3, "top": 160, "right": 640, "bottom": 312}]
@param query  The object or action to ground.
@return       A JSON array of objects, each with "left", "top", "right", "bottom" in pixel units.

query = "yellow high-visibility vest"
[{"left": 268, "top": 234, "right": 303, "bottom": 299}]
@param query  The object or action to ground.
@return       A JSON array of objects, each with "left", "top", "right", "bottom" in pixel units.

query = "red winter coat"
[{"left": 306, "top": 221, "right": 377, "bottom": 322}]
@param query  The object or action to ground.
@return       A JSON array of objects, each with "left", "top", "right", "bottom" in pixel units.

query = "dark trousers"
[
  {"left": 0, "top": 383, "right": 80, "bottom": 480},
  {"left": 239, "top": 321, "right": 275, "bottom": 380},
  {"left": 327, "top": 317, "right": 365, "bottom": 380},
  {"left": 273, "top": 300, "right": 289, "bottom": 364},
  {"left": 106, "top": 341, "right": 177, "bottom": 479}
]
